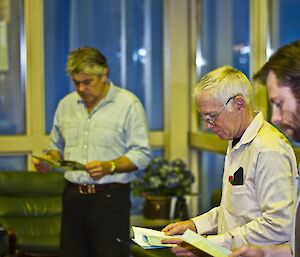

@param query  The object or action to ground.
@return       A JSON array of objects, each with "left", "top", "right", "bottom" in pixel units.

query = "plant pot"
[{"left": 143, "top": 195, "right": 171, "bottom": 219}]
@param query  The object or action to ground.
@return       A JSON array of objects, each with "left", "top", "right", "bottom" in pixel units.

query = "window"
[
  {"left": 44, "top": 0, "right": 163, "bottom": 132},
  {"left": 0, "top": 0, "right": 25, "bottom": 135}
]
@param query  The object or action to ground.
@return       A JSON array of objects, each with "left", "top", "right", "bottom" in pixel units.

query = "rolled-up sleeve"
[{"left": 124, "top": 101, "right": 151, "bottom": 170}]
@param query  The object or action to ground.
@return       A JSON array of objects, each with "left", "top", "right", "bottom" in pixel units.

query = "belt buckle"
[{"left": 79, "top": 184, "right": 96, "bottom": 194}]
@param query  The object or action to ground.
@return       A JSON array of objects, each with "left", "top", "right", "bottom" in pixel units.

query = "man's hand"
[
  {"left": 33, "top": 155, "right": 53, "bottom": 174},
  {"left": 229, "top": 244, "right": 292, "bottom": 257},
  {"left": 162, "top": 220, "right": 197, "bottom": 236},
  {"left": 160, "top": 238, "right": 207, "bottom": 257},
  {"left": 86, "top": 161, "right": 112, "bottom": 180},
  {"left": 230, "top": 245, "right": 267, "bottom": 257}
]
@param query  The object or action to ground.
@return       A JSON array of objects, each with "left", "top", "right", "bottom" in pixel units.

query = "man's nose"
[
  {"left": 271, "top": 108, "right": 282, "bottom": 126},
  {"left": 77, "top": 83, "right": 86, "bottom": 92},
  {"left": 205, "top": 120, "right": 214, "bottom": 129}
]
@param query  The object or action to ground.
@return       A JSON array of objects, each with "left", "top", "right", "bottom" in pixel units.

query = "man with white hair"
[{"left": 162, "top": 65, "right": 298, "bottom": 256}]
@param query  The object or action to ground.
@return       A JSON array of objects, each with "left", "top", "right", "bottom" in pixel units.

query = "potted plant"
[{"left": 132, "top": 156, "right": 195, "bottom": 219}]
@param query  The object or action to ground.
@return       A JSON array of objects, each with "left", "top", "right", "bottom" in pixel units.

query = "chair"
[{"left": 0, "top": 171, "right": 66, "bottom": 257}]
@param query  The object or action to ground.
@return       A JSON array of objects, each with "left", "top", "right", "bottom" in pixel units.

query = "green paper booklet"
[{"left": 32, "top": 155, "right": 85, "bottom": 171}]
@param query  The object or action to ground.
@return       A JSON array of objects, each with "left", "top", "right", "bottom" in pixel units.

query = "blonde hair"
[
  {"left": 193, "top": 65, "right": 253, "bottom": 107},
  {"left": 66, "top": 47, "right": 109, "bottom": 75}
]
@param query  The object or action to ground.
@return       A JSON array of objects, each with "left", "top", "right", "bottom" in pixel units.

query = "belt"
[{"left": 68, "top": 182, "right": 129, "bottom": 195}]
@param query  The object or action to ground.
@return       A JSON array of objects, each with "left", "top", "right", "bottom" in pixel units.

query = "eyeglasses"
[{"left": 202, "top": 96, "right": 234, "bottom": 125}]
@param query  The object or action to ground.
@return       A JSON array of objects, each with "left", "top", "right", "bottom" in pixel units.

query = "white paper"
[
  {"left": 132, "top": 226, "right": 181, "bottom": 249},
  {"left": 181, "top": 230, "right": 231, "bottom": 257}
]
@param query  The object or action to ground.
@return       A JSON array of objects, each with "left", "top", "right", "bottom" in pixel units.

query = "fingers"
[
  {"left": 161, "top": 238, "right": 183, "bottom": 245},
  {"left": 162, "top": 223, "right": 177, "bottom": 233},
  {"left": 163, "top": 220, "right": 195, "bottom": 236},
  {"left": 229, "top": 245, "right": 259, "bottom": 257},
  {"left": 34, "top": 162, "right": 52, "bottom": 174},
  {"left": 170, "top": 245, "right": 198, "bottom": 257},
  {"left": 86, "top": 161, "right": 106, "bottom": 180},
  {"left": 32, "top": 155, "right": 53, "bottom": 174}
]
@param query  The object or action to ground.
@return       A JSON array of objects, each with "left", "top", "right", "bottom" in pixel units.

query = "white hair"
[{"left": 193, "top": 65, "right": 253, "bottom": 108}]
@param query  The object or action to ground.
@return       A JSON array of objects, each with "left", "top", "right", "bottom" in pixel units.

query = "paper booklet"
[
  {"left": 131, "top": 226, "right": 182, "bottom": 249},
  {"left": 132, "top": 226, "right": 231, "bottom": 256},
  {"left": 181, "top": 229, "right": 231, "bottom": 257},
  {"left": 32, "top": 155, "right": 85, "bottom": 171}
]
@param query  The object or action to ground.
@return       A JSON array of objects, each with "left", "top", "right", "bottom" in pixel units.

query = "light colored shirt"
[
  {"left": 192, "top": 112, "right": 298, "bottom": 249},
  {"left": 49, "top": 82, "right": 151, "bottom": 184},
  {"left": 290, "top": 171, "right": 300, "bottom": 256}
]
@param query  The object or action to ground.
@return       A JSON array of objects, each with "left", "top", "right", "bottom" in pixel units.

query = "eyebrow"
[{"left": 72, "top": 79, "right": 92, "bottom": 84}]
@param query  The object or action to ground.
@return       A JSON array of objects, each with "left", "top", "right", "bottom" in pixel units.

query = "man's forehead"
[
  {"left": 72, "top": 73, "right": 95, "bottom": 81},
  {"left": 197, "top": 94, "right": 222, "bottom": 113}
]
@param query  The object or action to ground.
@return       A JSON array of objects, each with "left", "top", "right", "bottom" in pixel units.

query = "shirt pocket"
[
  {"left": 222, "top": 181, "right": 248, "bottom": 216},
  {"left": 92, "top": 122, "right": 121, "bottom": 148},
  {"left": 62, "top": 122, "right": 79, "bottom": 147}
]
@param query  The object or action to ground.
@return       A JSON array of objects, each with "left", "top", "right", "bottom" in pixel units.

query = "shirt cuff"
[{"left": 191, "top": 214, "right": 215, "bottom": 235}]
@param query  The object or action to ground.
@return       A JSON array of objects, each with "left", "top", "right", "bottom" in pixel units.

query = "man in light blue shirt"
[{"left": 34, "top": 47, "right": 151, "bottom": 257}]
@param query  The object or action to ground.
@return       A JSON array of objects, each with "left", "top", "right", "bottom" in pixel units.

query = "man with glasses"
[{"left": 162, "top": 65, "right": 298, "bottom": 256}]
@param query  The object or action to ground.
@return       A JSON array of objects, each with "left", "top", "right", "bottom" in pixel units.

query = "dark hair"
[{"left": 253, "top": 40, "right": 300, "bottom": 101}]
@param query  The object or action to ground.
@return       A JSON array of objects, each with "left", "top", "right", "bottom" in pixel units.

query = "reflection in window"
[
  {"left": 0, "top": 0, "right": 25, "bottom": 135},
  {"left": 0, "top": 156, "right": 26, "bottom": 170}
]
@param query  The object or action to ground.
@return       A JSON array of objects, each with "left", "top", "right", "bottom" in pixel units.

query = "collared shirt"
[
  {"left": 290, "top": 170, "right": 300, "bottom": 256},
  {"left": 192, "top": 112, "right": 298, "bottom": 249},
  {"left": 49, "top": 82, "right": 151, "bottom": 184}
]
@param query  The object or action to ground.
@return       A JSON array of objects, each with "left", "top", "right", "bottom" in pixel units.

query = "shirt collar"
[{"left": 230, "top": 112, "right": 264, "bottom": 149}]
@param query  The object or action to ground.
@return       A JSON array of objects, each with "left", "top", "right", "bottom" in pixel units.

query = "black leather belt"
[{"left": 68, "top": 182, "right": 128, "bottom": 195}]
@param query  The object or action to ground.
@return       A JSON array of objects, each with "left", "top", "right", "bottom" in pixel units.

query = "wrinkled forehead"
[{"left": 196, "top": 92, "right": 223, "bottom": 113}]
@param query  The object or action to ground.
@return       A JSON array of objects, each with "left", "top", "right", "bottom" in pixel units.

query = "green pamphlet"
[{"left": 32, "top": 155, "right": 85, "bottom": 171}]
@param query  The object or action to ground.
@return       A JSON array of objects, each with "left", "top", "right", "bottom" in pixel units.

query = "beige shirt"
[{"left": 192, "top": 112, "right": 298, "bottom": 249}]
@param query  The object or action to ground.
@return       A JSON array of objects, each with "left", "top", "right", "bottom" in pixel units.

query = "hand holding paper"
[
  {"left": 162, "top": 219, "right": 197, "bottom": 236},
  {"left": 132, "top": 226, "right": 182, "bottom": 249},
  {"left": 32, "top": 155, "right": 86, "bottom": 172}
]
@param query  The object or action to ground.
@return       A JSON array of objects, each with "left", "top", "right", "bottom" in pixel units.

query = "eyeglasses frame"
[{"left": 203, "top": 96, "right": 235, "bottom": 125}]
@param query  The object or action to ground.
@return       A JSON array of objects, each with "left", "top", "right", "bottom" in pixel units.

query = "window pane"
[
  {"left": 0, "top": 0, "right": 25, "bottom": 135},
  {"left": 0, "top": 155, "right": 26, "bottom": 170},
  {"left": 197, "top": 0, "right": 250, "bottom": 80},
  {"left": 198, "top": 151, "right": 224, "bottom": 213},
  {"left": 196, "top": 0, "right": 250, "bottom": 130},
  {"left": 44, "top": 0, "right": 163, "bottom": 132},
  {"left": 268, "top": 0, "right": 300, "bottom": 52}
]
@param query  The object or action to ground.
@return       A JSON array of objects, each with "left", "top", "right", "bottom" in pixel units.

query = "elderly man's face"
[
  {"left": 196, "top": 92, "right": 242, "bottom": 140},
  {"left": 266, "top": 70, "right": 300, "bottom": 141}
]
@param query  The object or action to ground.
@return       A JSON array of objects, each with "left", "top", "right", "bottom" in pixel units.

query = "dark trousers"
[{"left": 60, "top": 183, "right": 130, "bottom": 257}]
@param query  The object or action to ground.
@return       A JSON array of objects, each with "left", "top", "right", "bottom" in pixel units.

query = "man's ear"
[{"left": 233, "top": 95, "right": 245, "bottom": 110}]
